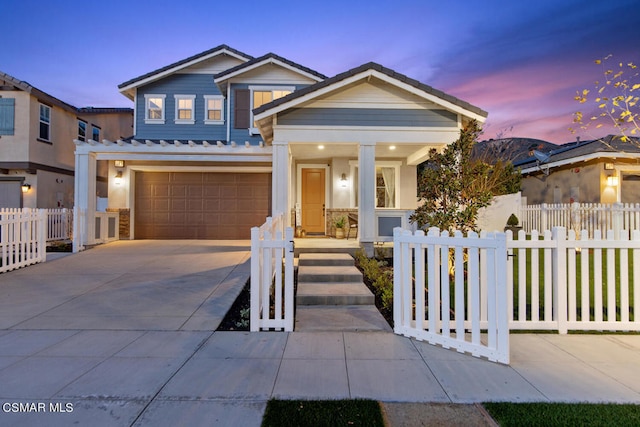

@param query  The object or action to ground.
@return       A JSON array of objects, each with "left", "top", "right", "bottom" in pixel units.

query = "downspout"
[{"left": 226, "top": 83, "right": 231, "bottom": 143}]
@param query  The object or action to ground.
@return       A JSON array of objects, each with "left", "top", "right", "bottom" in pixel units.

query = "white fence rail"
[
  {"left": 46, "top": 208, "right": 72, "bottom": 241},
  {"left": 520, "top": 203, "right": 640, "bottom": 237},
  {"left": 393, "top": 228, "right": 510, "bottom": 364},
  {"left": 1, "top": 208, "right": 47, "bottom": 273},
  {"left": 250, "top": 213, "right": 294, "bottom": 332},
  {"left": 507, "top": 227, "right": 640, "bottom": 333}
]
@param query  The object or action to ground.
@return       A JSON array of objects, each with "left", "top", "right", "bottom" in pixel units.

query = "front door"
[{"left": 301, "top": 168, "right": 325, "bottom": 234}]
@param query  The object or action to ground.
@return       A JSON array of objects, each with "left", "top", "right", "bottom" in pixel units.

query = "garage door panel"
[{"left": 135, "top": 172, "right": 270, "bottom": 239}]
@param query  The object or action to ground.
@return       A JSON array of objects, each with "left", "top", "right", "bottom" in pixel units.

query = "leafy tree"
[
  {"left": 572, "top": 55, "right": 640, "bottom": 144},
  {"left": 410, "top": 120, "right": 521, "bottom": 234}
]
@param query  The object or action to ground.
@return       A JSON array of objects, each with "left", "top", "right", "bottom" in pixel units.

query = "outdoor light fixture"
[
  {"left": 606, "top": 176, "right": 619, "bottom": 187},
  {"left": 114, "top": 171, "right": 123, "bottom": 185},
  {"left": 21, "top": 183, "right": 31, "bottom": 193},
  {"left": 318, "top": 145, "right": 324, "bottom": 150},
  {"left": 389, "top": 145, "right": 396, "bottom": 150},
  {"left": 340, "top": 173, "right": 348, "bottom": 188}
]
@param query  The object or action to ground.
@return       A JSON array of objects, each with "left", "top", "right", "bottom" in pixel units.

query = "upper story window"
[
  {"left": 0, "top": 98, "right": 15, "bottom": 136},
  {"left": 144, "top": 94, "right": 166, "bottom": 124},
  {"left": 204, "top": 95, "right": 224, "bottom": 125},
  {"left": 78, "top": 119, "right": 87, "bottom": 141},
  {"left": 249, "top": 86, "right": 293, "bottom": 133},
  {"left": 92, "top": 125, "right": 101, "bottom": 142},
  {"left": 174, "top": 95, "right": 195, "bottom": 124},
  {"left": 39, "top": 104, "right": 51, "bottom": 141}
]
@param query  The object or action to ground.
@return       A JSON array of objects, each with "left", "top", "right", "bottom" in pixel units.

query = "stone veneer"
[{"left": 107, "top": 208, "right": 130, "bottom": 239}]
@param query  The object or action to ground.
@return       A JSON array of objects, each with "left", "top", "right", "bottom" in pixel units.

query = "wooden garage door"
[{"left": 135, "top": 172, "right": 271, "bottom": 239}]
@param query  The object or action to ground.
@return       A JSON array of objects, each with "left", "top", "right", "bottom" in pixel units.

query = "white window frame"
[
  {"left": 92, "top": 125, "right": 101, "bottom": 142},
  {"left": 204, "top": 95, "right": 224, "bottom": 125},
  {"left": 349, "top": 160, "right": 401, "bottom": 209},
  {"left": 39, "top": 104, "right": 51, "bottom": 142},
  {"left": 144, "top": 94, "right": 166, "bottom": 124},
  {"left": 248, "top": 85, "right": 294, "bottom": 135},
  {"left": 174, "top": 94, "right": 195, "bottom": 124}
]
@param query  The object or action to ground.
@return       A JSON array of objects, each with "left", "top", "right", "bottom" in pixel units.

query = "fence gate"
[{"left": 393, "top": 228, "right": 510, "bottom": 364}]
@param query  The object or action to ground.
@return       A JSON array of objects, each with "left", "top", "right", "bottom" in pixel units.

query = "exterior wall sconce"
[
  {"left": 604, "top": 162, "right": 614, "bottom": 170},
  {"left": 114, "top": 171, "right": 123, "bottom": 185},
  {"left": 340, "top": 173, "right": 348, "bottom": 188},
  {"left": 21, "top": 183, "right": 31, "bottom": 193},
  {"left": 606, "top": 176, "right": 619, "bottom": 187}
]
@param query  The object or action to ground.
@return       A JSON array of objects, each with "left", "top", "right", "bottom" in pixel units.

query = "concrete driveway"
[{"left": 0, "top": 240, "right": 251, "bottom": 331}]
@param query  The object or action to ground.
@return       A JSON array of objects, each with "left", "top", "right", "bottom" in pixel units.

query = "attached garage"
[{"left": 134, "top": 172, "right": 271, "bottom": 239}]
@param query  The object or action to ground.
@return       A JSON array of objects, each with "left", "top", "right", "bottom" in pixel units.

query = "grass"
[
  {"left": 483, "top": 402, "right": 640, "bottom": 427},
  {"left": 261, "top": 399, "right": 384, "bottom": 427}
]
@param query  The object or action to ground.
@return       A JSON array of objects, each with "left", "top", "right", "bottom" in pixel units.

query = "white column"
[
  {"left": 359, "top": 141, "right": 376, "bottom": 256},
  {"left": 272, "top": 141, "right": 291, "bottom": 226},
  {"left": 74, "top": 151, "right": 97, "bottom": 249}
]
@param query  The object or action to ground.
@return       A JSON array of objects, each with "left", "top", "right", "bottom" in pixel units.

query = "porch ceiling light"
[
  {"left": 21, "top": 183, "right": 31, "bottom": 193},
  {"left": 318, "top": 145, "right": 324, "bottom": 150},
  {"left": 389, "top": 145, "right": 396, "bottom": 150}
]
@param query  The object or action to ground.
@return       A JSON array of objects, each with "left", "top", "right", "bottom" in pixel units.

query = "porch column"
[
  {"left": 272, "top": 141, "right": 291, "bottom": 226},
  {"left": 359, "top": 141, "right": 376, "bottom": 256},
  {"left": 73, "top": 151, "right": 97, "bottom": 251}
]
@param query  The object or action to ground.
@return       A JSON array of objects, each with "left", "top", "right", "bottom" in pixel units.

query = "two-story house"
[
  {"left": 73, "top": 44, "right": 487, "bottom": 254},
  {"left": 0, "top": 71, "right": 133, "bottom": 209}
]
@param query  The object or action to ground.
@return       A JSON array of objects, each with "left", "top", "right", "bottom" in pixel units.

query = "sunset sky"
[{"left": 3, "top": 0, "right": 639, "bottom": 144}]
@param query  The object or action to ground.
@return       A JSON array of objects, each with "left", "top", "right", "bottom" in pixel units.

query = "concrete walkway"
[{"left": 1, "top": 241, "right": 640, "bottom": 426}]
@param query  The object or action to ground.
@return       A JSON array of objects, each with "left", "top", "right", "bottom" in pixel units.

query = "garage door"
[{"left": 135, "top": 172, "right": 271, "bottom": 239}]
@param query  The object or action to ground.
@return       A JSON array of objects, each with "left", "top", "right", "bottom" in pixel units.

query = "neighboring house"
[
  {"left": 0, "top": 71, "right": 133, "bottom": 209},
  {"left": 515, "top": 135, "right": 640, "bottom": 205},
  {"left": 73, "top": 44, "right": 487, "bottom": 253}
]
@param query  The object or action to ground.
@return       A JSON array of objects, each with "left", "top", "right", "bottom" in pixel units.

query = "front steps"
[{"left": 295, "top": 253, "right": 391, "bottom": 332}]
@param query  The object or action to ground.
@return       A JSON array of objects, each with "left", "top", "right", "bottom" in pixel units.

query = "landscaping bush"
[{"left": 355, "top": 248, "right": 394, "bottom": 326}]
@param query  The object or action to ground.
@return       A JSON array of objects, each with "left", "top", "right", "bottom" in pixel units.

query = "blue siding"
[
  {"left": 278, "top": 108, "right": 458, "bottom": 127},
  {"left": 135, "top": 74, "right": 228, "bottom": 141}
]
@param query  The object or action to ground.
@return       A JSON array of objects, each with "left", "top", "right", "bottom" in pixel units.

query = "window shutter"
[
  {"left": 234, "top": 89, "right": 250, "bottom": 129},
  {"left": 0, "top": 98, "right": 15, "bottom": 135}
]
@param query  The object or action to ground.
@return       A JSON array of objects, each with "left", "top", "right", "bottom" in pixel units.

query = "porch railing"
[{"left": 250, "top": 212, "right": 294, "bottom": 331}]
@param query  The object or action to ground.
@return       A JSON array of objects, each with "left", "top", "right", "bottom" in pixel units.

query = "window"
[
  {"left": 78, "top": 119, "right": 87, "bottom": 141},
  {"left": 92, "top": 125, "right": 101, "bottom": 142},
  {"left": 0, "top": 98, "right": 15, "bottom": 135},
  {"left": 144, "top": 94, "right": 165, "bottom": 124},
  {"left": 349, "top": 161, "right": 401, "bottom": 208},
  {"left": 248, "top": 86, "right": 293, "bottom": 133},
  {"left": 204, "top": 95, "right": 224, "bottom": 124},
  {"left": 174, "top": 95, "right": 195, "bottom": 124},
  {"left": 39, "top": 104, "right": 51, "bottom": 141}
]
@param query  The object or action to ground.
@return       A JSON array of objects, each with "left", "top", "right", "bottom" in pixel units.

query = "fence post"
[
  {"left": 552, "top": 226, "right": 568, "bottom": 334},
  {"left": 284, "top": 227, "right": 294, "bottom": 332},
  {"left": 541, "top": 203, "right": 548, "bottom": 232},
  {"left": 38, "top": 209, "right": 47, "bottom": 263},
  {"left": 250, "top": 226, "right": 260, "bottom": 332}
]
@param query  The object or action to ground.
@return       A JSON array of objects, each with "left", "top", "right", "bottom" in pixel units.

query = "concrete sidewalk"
[{"left": 1, "top": 241, "right": 640, "bottom": 426}]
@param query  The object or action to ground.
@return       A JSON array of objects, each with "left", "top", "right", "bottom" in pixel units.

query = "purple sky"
[{"left": 4, "top": 0, "right": 639, "bottom": 144}]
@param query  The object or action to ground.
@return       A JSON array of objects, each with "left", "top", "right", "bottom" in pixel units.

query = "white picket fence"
[
  {"left": 507, "top": 227, "right": 640, "bottom": 333},
  {"left": 520, "top": 203, "right": 640, "bottom": 238},
  {"left": 250, "top": 213, "right": 295, "bottom": 332},
  {"left": 0, "top": 208, "right": 47, "bottom": 273},
  {"left": 393, "top": 228, "right": 510, "bottom": 364},
  {"left": 46, "top": 208, "right": 73, "bottom": 241}
]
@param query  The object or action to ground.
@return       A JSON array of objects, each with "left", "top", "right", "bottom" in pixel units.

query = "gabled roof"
[
  {"left": 118, "top": 44, "right": 253, "bottom": 97},
  {"left": 0, "top": 70, "right": 132, "bottom": 115},
  {"left": 253, "top": 62, "right": 488, "bottom": 119},
  {"left": 214, "top": 52, "right": 327, "bottom": 84},
  {"left": 516, "top": 135, "right": 640, "bottom": 173}
]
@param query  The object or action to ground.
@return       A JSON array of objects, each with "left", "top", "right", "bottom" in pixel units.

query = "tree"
[
  {"left": 410, "top": 120, "right": 521, "bottom": 234},
  {"left": 572, "top": 55, "right": 640, "bottom": 144}
]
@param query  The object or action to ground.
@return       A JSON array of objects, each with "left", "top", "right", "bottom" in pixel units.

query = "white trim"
[
  {"left": 249, "top": 85, "right": 295, "bottom": 135},
  {"left": 129, "top": 165, "right": 272, "bottom": 173},
  {"left": 173, "top": 94, "right": 196, "bottom": 124},
  {"left": 38, "top": 103, "right": 51, "bottom": 141},
  {"left": 144, "top": 94, "right": 166, "bottom": 124},
  {"left": 254, "top": 69, "right": 487, "bottom": 123},
  {"left": 520, "top": 152, "right": 640, "bottom": 174},
  {"left": 214, "top": 57, "right": 324, "bottom": 85},
  {"left": 119, "top": 48, "right": 250, "bottom": 96},
  {"left": 204, "top": 95, "right": 225, "bottom": 125},
  {"left": 348, "top": 160, "right": 402, "bottom": 209}
]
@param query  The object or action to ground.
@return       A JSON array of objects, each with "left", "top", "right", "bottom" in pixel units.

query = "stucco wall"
[{"left": 477, "top": 192, "right": 522, "bottom": 232}]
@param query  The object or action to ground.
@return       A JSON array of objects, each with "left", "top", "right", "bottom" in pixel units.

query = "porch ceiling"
[{"left": 289, "top": 142, "right": 442, "bottom": 163}]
